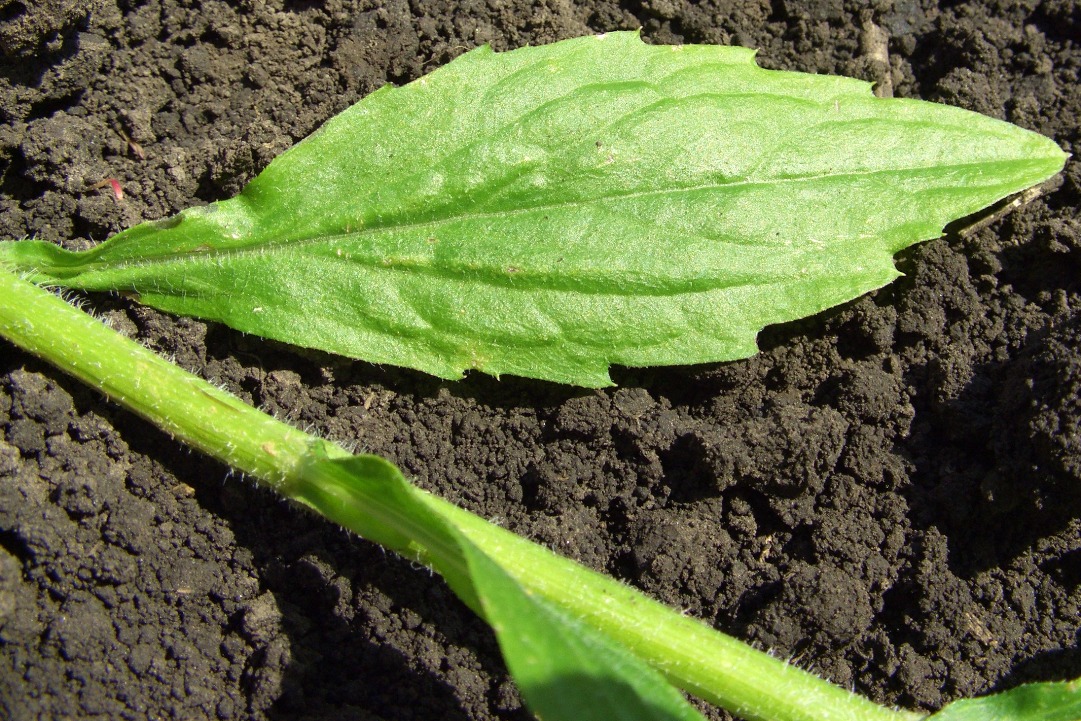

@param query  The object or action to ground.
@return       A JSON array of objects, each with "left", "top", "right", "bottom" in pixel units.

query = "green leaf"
[
  {"left": 926, "top": 677, "right": 1081, "bottom": 721},
  {"left": 458, "top": 533, "right": 708, "bottom": 721},
  {"left": 0, "top": 32, "right": 1066, "bottom": 386},
  {"left": 293, "top": 454, "right": 707, "bottom": 721}
]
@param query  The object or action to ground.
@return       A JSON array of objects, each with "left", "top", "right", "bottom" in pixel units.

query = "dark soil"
[{"left": 1, "top": 1, "right": 1080, "bottom": 720}]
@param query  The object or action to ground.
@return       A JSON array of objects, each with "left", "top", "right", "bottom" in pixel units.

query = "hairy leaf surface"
[{"left": 1, "top": 32, "right": 1066, "bottom": 385}]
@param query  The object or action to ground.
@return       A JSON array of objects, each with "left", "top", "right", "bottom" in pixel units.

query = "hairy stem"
[{"left": 0, "top": 267, "right": 919, "bottom": 721}]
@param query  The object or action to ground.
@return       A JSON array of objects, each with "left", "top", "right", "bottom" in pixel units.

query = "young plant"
[{"left": 0, "top": 33, "right": 1075, "bottom": 721}]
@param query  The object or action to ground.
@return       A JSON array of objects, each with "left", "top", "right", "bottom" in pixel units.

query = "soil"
[{"left": 1, "top": 1, "right": 1080, "bottom": 720}]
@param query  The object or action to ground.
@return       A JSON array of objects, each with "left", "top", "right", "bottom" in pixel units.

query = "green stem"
[
  {"left": 0, "top": 267, "right": 921, "bottom": 721},
  {"left": 425, "top": 495, "right": 919, "bottom": 721}
]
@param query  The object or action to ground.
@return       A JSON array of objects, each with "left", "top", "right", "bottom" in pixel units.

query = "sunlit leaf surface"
[{"left": 2, "top": 32, "right": 1066, "bottom": 385}]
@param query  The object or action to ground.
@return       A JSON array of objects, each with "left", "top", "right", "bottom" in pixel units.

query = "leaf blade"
[
  {"left": 926, "top": 677, "right": 1081, "bottom": 721},
  {"left": 1, "top": 32, "right": 1067, "bottom": 385},
  {"left": 458, "top": 534, "right": 710, "bottom": 721},
  {"left": 296, "top": 454, "right": 709, "bottom": 721}
]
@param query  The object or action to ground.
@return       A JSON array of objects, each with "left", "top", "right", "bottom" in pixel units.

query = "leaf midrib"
[{"left": 83, "top": 156, "right": 1039, "bottom": 284}]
